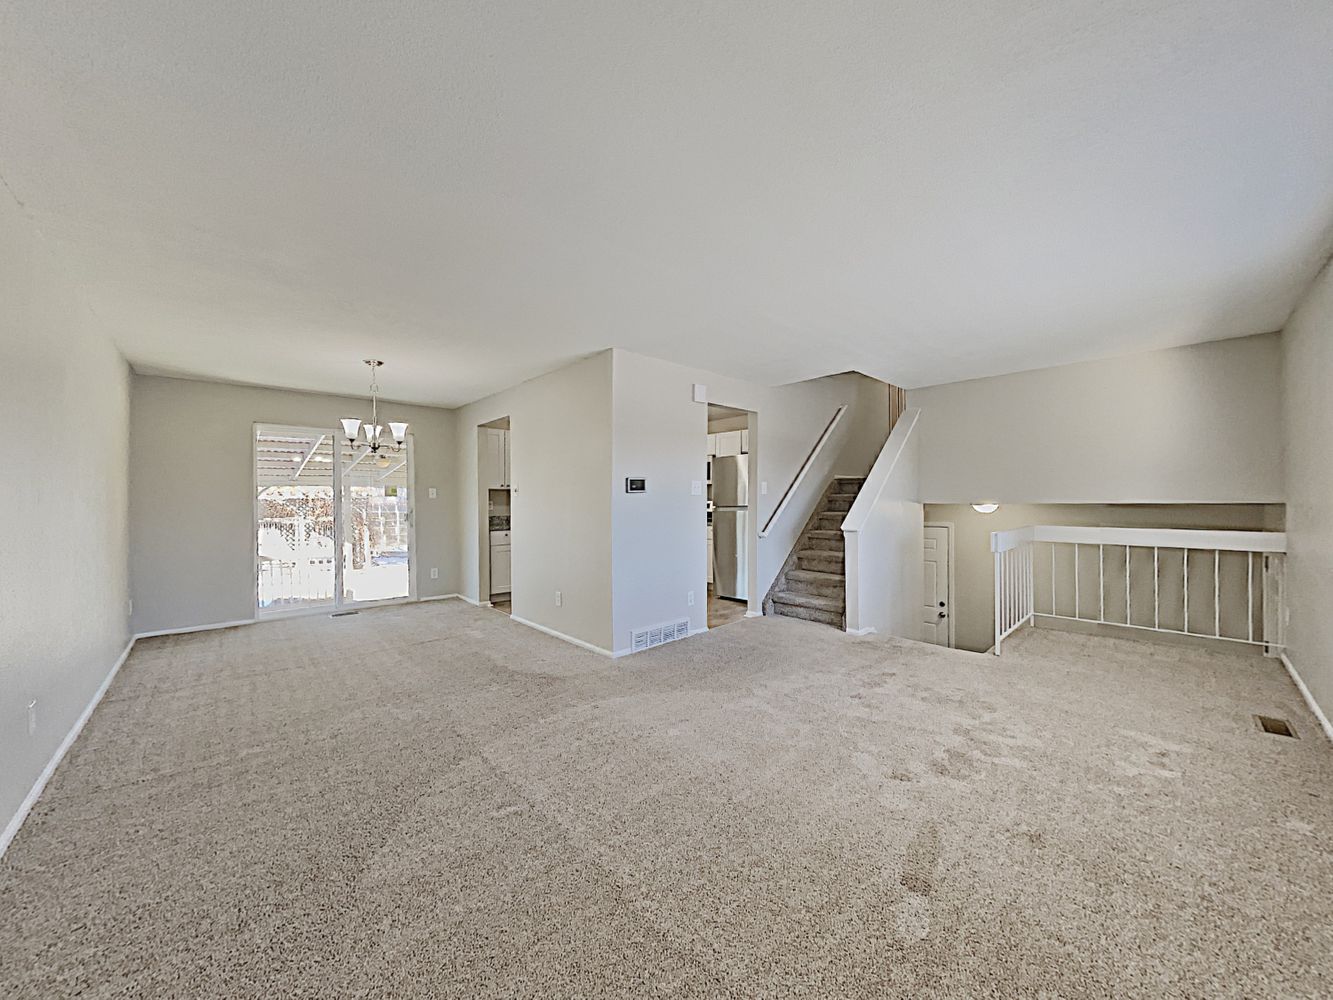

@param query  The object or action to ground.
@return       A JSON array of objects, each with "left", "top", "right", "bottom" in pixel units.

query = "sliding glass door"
[
  {"left": 338, "top": 436, "right": 412, "bottom": 605},
  {"left": 255, "top": 425, "right": 413, "bottom": 615},
  {"left": 255, "top": 427, "right": 337, "bottom": 612}
]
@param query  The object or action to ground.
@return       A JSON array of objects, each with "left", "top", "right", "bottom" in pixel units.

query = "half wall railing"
[{"left": 991, "top": 525, "right": 1287, "bottom": 655}]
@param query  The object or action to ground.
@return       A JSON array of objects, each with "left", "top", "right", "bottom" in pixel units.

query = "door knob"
[{"left": 938, "top": 611, "right": 947, "bottom": 619}]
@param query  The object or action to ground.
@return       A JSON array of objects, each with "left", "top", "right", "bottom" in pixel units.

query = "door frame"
[
  {"left": 703, "top": 403, "right": 760, "bottom": 621},
  {"left": 253, "top": 422, "right": 417, "bottom": 617},
  {"left": 923, "top": 520, "right": 956, "bottom": 648}
]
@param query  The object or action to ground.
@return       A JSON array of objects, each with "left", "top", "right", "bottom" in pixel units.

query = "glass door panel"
[
  {"left": 255, "top": 427, "right": 337, "bottom": 612},
  {"left": 339, "top": 438, "right": 411, "bottom": 604}
]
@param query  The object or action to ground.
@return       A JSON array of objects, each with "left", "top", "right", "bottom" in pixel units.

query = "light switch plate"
[
  {"left": 430, "top": 568, "right": 439, "bottom": 579},
  {"left": 692, "top": 383, "right": 707, "bottom": 403},
  {"left": 428, "top": 487, "right": 438, "bottom": 499},
  {"left": 760, "top": 481, "right": 768, "bottom": 495},
  {"left": 691, "top": 480, "right": 702, "bottom": 495}
]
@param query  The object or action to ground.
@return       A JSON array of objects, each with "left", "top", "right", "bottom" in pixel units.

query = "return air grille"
[
  {"left": 1254, "top": 714, "right": 1297, "bottom": 738},
  {"left": 631, "top": 619, "right": 691, "bottom": 653}
]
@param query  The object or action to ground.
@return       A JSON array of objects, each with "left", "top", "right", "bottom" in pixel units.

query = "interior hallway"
[{"left": 2, "top": 603, "right": 1330, "bottom": 997}]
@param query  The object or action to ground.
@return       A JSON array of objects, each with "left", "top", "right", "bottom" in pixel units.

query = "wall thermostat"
[{"left": 625, "top": 478, "right": 647, "bottom": 493}]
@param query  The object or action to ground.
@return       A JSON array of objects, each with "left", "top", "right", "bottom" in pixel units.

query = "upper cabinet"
[
  {"left": 482, "top": 428, "right": 511, "bottom": 488},
  {"left": 715, "top": 430, "right": 743, "bottom": 456},
  {"left": 707, "top": 428, "right": 749, "bottom": 456}
]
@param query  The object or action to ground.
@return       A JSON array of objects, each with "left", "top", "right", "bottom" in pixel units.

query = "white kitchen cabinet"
[
  {"left": 706, "top": 433, "right": 717, "bottom": 457},
  {"left": 715, "top": 430, "right": 743, "bottom": 456},
  {"left": 481, "top": 428, "right": 511, "bottom": 488},
  {"left": 490, "top": 532, "right": 511, "bottom": 595},
  {"left": 740, "top": 428, "right": 749, "bottom": 454},
  {"left": 707, "top": 525, "right": 714, "bottom": 584}
]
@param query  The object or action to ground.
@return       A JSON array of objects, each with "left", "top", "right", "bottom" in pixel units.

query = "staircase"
[{"left": 765, "top": 476, "right": 866, "bottom": 629}]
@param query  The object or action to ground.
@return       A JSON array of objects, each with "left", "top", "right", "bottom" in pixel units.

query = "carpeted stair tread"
[
  {"left": 787, "top": 569, "right": 845, "bottom": 586},
  {"left": 773, "top": 591, "right": 844, "bottom": 612}
]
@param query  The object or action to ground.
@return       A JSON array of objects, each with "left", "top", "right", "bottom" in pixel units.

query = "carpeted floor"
[{"left": 2, "top": 603, "right": 1332, "bottom": 998}]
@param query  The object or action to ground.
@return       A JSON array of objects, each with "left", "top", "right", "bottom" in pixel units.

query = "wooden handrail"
[{"left": 758, "top": 405, "right": 846, "bottom": 539}]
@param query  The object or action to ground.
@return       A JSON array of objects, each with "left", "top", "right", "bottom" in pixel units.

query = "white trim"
[
  {"left": 1, "top": 637, "right": 136, "bottom": 859},
  {"left": 744, "top": 610, "right": 764, "bottom": 618},
  {"left": 923, "top": 520, "right": 956, "bottom": 648},
  {"left": 842, "top": 409, "right": 920, "bottom": 535},
  {"left": 510, "top": 614, "right": 616, "bottom": 658},
  {"left": 1279, "top": 652, "right": 1333, "bottom": 744},
  {"left": 845, "top": 626, "right": 877, "bottom": 636},
  {"left": 993, "top": 524, "right": 1286, "bottom": 554},
  {"left": 135, "top": 618, "right": 255, "bottom": 639},
  {"left": 136, "top": 593, "right": 449, "bottom": 641}
]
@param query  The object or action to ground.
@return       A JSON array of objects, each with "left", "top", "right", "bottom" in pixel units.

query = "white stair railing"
[
  {"left": 758, "top": 405, "right": 846, "bottom": 539},
  {"left": 992, "top": 526, "right": 1287, "bottom": 655}
]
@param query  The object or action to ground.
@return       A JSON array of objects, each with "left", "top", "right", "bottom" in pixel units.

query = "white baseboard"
[
  {"left": 1, "top": 636, "right": 136, "bottom": 860},
  {"left": 135, "top": 594, "right": 469, "bottom": 640},
  {"left": 510, "top": 615, "right": 616, "bottom": 658},
  {"left": 134, "top": 618, "right": 254, "bottom": 639},
  {"left": 744, "top": 610, "right": 764, "bottom": 618},
  {"left": 845, "top": 626, "right": 877, "bottom": 636},
  {"left": 1279, "top": 652, "right": 1333, "bottom": 744}
]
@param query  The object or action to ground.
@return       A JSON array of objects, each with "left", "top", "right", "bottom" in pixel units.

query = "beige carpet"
[{"left": 2, "top": 603, "right": 1332, "bottom": 998}]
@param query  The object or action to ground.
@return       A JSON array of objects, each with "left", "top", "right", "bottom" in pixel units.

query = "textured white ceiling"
[{"left": 4, "top": 1, "right": 1333, "bottom": 406}]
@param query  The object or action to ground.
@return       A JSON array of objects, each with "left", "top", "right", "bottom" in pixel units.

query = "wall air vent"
[{"left": 631, "top": 619, "right": 691, "bottom": 653}]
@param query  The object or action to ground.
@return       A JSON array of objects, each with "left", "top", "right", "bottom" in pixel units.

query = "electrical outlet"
[
  {"left": 428, "top": 487, "right": 438, "bottom": 499},
  {"left": 555, "top": 590, "right": 563, "bottom": 607},
  {"left": 430, "top": 568, "right": 439, "bottom": 580},
  {"left": 687, "top": 591, "right": 695, "bottom": 607},
  {"left": 27, "top": 700, "right": 37, "bottom": 736},
  {"left": 691, "top": 480, "right": 702, "bottom": 496}
]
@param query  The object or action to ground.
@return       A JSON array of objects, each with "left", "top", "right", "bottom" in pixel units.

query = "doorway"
[
  {"left": 706, "top": 404, "right": 753, "bottom": 628},
  {"left": 478, "top": 417, "right": 512, "bottom": 615},
  {"left": 922, "top": 522, "right": 953, "bottom": 645},
  {"left": 254, "top": 424, "right": 414, "bottom": 615}
]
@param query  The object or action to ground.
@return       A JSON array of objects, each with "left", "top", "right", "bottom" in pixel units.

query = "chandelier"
[{"left": 340, "top": 360, "right": 408, "bottom": 457}]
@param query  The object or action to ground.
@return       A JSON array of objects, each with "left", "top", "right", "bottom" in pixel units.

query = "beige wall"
[
  {"left": 609, "top": 350, "right": 889, "bottom": 653},
  {"left": 453, "top": 352, "right": 615, "bottom": 652},
  {"left": 2, "top": 192, "right": 131, "bottom": 841},
  {"left": 1281, "top": 259, "right": 1333, "bottom": 722},
  {"left": 910, "top": 334, "right": 1284, "bottom": 504},
  {"left": 925, "top": 503, "right": 1284, "bottom": 653},
  {"left": 129, "top": 375, "right": 458, "bottom": 634}
]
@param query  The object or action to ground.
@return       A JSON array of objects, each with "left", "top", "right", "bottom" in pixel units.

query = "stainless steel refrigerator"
[{"left": 712, "top": 455, "right": 749, "bottom": 600}]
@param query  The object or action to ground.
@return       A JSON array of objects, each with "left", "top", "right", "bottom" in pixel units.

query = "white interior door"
[{"left": 922, "top": 525, "right": 951, "bottom": 645}]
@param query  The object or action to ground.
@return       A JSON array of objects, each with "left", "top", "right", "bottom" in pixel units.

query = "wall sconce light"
[{"left": 971, "top": 503, "right": 999, "bottom": 514}]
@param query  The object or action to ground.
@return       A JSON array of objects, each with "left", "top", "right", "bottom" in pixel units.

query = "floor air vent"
[
  {"left": 330, "top": 610, "right": 360, "bottom": 618},
  {"left": 1254, "top": 714, "right": 1298, "bottom": 738},
  {"left": 631, "top": 619, "right": 691, "bottom": 653}
]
